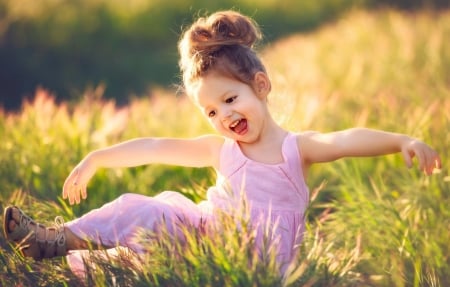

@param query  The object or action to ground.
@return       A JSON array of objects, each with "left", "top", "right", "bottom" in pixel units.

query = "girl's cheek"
[
  {"left": 211, "top": 121, "right": 225, "bottom": 133},
  {"left": 209, "top": 120, "right": 219, "bottom": 130}
]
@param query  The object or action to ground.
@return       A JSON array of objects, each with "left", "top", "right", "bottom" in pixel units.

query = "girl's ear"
[{"left": 253, "top": 71, "right": 271, "bottom": 99}]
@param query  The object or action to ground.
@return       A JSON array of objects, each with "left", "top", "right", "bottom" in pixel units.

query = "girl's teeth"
[{"left": 230, "top": 120, "right": 240, "bottom": 128}]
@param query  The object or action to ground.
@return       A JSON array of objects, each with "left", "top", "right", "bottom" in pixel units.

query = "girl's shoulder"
[
  {"left": 293, "top": 130, "right": 319, "bottom": 146},
  {"left": 197, "top": 134, "right": 226, "bottom": 169},
  {"left": 295, "top": 130, "right": 327, "bottom": 141},
  {"left": 293, "top": 131, "right": 322, "bottom": 168}
]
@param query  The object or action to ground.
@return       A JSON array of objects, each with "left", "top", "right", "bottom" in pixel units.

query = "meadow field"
[{"left": 0, "top": 9, "right": 449, "bottom": 286}]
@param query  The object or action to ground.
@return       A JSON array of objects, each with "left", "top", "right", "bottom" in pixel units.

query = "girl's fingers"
[
  {"left": 62, "top": 168, "right": 84, "bottom": 204},
  {"left": 81, "top": 184, "right": 88, "bottom": 200},
  {"left": 419, "top": 146, "right": 441, "bottom": 175},
  {"left": 68, "top": 191, "right": 74, "bottom": 205},
  {"left": 402, "top": 148, "right": 413, "bottom": 168},
  {"left": 67, "top": 184, "right": 88, "bottom": 205},
  {"left": 75, "top": 189, "right": 81, "bottom": 204},
  {"left": 70, "top": 188, "right": 76, "bottom": 205},
  {"left": 435, "top": 156, "right": 442, "bottom": 169},
  {"left": 66, "top": 185, "right": 77, "bottom": 205},
  {"left": 401, "top": 142, "right": 441, "bottom": 175},
  {"left": 425, "top": 153, "right": 435, "bottom": 174},
  {"left": 429, "top": 153, "right": 442, "bottom": 175},
  {"left": 415, "top": 149, "right": 426, "bottom": 172}
]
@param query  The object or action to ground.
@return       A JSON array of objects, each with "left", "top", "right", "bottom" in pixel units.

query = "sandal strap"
[
  {"left": 18, "top": 215, "right": 67, "bottom": 260},
  {"left": 35, "top": 216, "right": 65, "bottom": 244}
]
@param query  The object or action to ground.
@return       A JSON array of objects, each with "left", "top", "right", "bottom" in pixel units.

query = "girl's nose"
[{"left": 220, "top": 107, "right": 233, "bottom": 122}]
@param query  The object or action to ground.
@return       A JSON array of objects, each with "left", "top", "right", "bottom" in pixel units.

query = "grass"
[{"left": 1, "top": 8, "right": 449, "bottom": 287}]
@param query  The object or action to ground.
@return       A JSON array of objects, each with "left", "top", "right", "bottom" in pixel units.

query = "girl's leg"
[
  {"left": 66, "top": 192, "right": 203, "bottom": 253},
  {"left": 4, "top": 192, "right": 203, "bottom": 260}
]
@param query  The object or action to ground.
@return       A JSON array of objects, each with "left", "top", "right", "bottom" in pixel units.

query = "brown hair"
[{"left": 178, "top": 10, "right": 267, "bottom": 95}]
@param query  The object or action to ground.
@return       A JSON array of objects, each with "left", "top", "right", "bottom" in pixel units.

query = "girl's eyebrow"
[
  {"left": 198, "top": 88, "right": 235, "bottom": 110},
  {"left": 202, "top": 106, "right": 212, "bottom": 114},
  {"left": 220, "top": 90, "right": 235, "bottom": 99}
]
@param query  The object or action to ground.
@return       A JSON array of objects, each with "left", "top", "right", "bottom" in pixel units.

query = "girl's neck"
[{"left": 237, "top": 123, "right": 288, "bottom": 164}]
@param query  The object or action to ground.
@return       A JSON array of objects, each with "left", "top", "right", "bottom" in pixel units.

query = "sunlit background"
[
  {"left": 0, "top": 0, "right": 449, "bottom": 286},
  {"left": 0, "top": 0, "right": 448, "bottom": 110}
]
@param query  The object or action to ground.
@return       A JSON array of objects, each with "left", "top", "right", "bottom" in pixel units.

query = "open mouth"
[{"left": 229, "top": 119, "right": 248, "bottom": 135}]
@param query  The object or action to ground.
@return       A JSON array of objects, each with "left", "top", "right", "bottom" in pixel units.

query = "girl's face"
[{"left": 192, "top": 72, "right": 270, "bottom": 143}]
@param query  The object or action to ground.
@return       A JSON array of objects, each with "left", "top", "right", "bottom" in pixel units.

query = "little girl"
[{"left": 3, "top": 10, "right": 441, "bottom": 275}]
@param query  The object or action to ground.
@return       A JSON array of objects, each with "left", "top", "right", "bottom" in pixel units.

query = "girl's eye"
[
  {"left": 208, "top": 110, "right": 216, "bottom": 118},
  {"left": 225, "top": 96, "right": 237, "bottom": 104}
]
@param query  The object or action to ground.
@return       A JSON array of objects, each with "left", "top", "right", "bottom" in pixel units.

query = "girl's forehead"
[
  {"left": 189, "top": 78, "right": 209, "bottom": 106},
  {"left": 190, "top": 74, "right": 230, "bottom": 103}
]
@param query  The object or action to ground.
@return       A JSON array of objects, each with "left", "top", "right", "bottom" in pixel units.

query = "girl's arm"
[
  {"left": 80, "top": 135, "right": 223, "bottom": 168},
  {"left": 299, "top": 127, "right": 441, "bottom": 174},
  {"left": 62, "top": 135, "right": 224, "bottom": 205}
]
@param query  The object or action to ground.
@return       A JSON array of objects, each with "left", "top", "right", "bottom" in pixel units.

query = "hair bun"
[
  {"left": 188, "top": 11, "right": 261, "bottom": 56},
  {"left": 179, "top": 10, "right": 266, "bottom": 92}
]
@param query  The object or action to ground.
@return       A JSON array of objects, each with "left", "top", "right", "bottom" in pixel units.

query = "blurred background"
[
  {"left": 0, "top": 0, "right": 448, "bottom": 111},
  {"left": 1, "top": 1, "right": 449, "bottom": 285}
]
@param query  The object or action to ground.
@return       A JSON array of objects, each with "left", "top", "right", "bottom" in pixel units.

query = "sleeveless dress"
[{"left": 66, "top": 132, "right": 309, "bottom": 275}]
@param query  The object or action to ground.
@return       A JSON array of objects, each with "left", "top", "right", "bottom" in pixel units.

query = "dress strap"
[
  {"left": 219, "top": 138, "right": 247, "bottom": 178},
  {"left": 281, "top": 133, "right": 308, "bottom": 193}
]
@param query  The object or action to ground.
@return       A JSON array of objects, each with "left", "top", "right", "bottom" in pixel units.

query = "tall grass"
[
  {"left": 0, "top": 9, "right": 449, "bottom": 286},
  {"left": 264, "top": 9, "right": 450, "bottom": 286}
]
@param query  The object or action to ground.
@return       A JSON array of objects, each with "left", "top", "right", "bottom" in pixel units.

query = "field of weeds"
[{"left": 0, "top": 9, "right": 449, "bottom": 287}]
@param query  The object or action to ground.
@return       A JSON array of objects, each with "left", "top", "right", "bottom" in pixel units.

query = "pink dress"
[{"left": 66, "top": 132, "right": 309, "bottom": 275}]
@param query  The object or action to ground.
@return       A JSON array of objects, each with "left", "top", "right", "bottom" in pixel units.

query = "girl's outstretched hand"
[
  {"left": 62, "top": 155, "right": 97, "bottom": 205},
  {"left": 401, "top": 139, "right": 441, "bottom": 175}
]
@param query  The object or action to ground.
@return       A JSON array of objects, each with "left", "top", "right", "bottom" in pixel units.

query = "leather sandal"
[{"left": 3, "top": 205, "right": 67, "bottom": 260}]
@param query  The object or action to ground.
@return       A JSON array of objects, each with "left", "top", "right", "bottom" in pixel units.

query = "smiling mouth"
[{"left": 229, "top": 119, "right": 248, "bottom": 135}]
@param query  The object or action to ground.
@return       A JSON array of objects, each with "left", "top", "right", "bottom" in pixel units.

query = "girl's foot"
[{"left": 3, "top": 206, "right": 67, "bottom": 260}]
